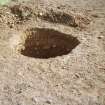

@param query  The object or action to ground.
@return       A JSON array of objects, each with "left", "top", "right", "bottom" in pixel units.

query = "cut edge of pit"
[{"left": 11, "top": 28, "right": 80, "bottom": 59}]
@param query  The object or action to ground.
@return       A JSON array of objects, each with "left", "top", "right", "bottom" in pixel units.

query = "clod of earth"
[
  {"left": 10, "top": 5, "right": 33, "bottom": 22},
  {"left": 19, "top": 28, "right": 80, "bottom": 59}
]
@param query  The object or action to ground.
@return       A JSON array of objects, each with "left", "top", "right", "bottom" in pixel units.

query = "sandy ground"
[{"left": 0, "top": 0, "right": 105, "bottom": 105}]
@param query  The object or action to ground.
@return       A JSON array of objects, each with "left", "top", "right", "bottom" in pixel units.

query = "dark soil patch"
[
  {"left": 20, "top": 28, "right": 80, "bottom": 59},
  {"left": 38, "top": 10, "right": 78, "bottom": 27}
]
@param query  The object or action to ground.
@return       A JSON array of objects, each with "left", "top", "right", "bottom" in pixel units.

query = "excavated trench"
[{"left": 20, "top": 28, "right": 80, "bottom": 59}]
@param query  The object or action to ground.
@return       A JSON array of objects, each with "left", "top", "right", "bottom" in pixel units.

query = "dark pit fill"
[{"left": 20, "top": 28, "right": 80, "bottom": 59}]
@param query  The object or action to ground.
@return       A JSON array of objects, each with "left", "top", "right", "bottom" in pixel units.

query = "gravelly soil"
[{"left": 0, "top": 0, "right": 105, "bottom": 105}]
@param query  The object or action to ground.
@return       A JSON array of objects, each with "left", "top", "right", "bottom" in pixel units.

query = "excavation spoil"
[{"left": 38, "top": 10, "right": 78, "bottom": 27}]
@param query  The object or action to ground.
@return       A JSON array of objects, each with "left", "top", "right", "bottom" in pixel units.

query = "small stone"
[
  {"left": 97, "top": 36, "right": 104, "bottom": 39},
  {"left": 39, "top": 12, "right": 43, "bottom": 16},
  {"left": 46, "top": 100, "right": 51, "bottom": 104},
  {"left": 57, "top": 6, "right": 60, "bottom": 9}
]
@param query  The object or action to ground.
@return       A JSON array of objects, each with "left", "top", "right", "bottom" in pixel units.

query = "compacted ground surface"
[{"left": 0, "top": 0, "right": 105, "bottom": 105}]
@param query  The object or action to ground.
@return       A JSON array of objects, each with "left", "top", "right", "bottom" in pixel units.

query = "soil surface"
[{"left": 0, "top": 0, "right": 105, "bottom": 105}]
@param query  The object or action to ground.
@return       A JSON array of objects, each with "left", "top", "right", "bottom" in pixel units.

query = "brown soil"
[{"left": 0, "top": 0, "right": 105, "bottom": 105}]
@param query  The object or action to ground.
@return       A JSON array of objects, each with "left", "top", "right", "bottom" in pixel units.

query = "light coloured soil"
[{"left": 0, "top": 0, "right": 105, "bottom": 105}]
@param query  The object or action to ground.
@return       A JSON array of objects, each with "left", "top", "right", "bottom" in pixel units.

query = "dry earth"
[{"left": 0, "top": 0, "right": 105, "bottom": 105}]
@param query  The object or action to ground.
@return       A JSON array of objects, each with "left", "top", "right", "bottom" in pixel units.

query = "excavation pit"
[{"left": 20, "top": 28, "right": 80, "bottom": 59}]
